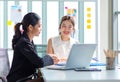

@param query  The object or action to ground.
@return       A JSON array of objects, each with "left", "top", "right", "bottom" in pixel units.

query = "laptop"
[{"left": 46, "top": 44, "right": 97, "bottom": 70}]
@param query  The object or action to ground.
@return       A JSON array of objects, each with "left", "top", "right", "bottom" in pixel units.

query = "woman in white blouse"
[{"left": 47, "top": 15, "right": 79, "bottom": 63}]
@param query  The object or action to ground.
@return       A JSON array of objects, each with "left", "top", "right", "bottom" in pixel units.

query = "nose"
[
  {"left": 64, "top": 27, "right": 70, "bottom": 31},
  {"left": 40, "top": 27, "right": 42, "bottom": 31},
  {"left": 40, "top": 24, "right": 42, "bottom": 30}
]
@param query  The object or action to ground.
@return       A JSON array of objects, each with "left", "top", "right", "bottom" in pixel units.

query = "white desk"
[{"left": 41, "top": 66, "right": 120, "bottom": 82}]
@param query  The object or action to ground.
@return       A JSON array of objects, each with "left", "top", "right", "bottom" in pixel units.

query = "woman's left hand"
[{"left": 50, "top": 54, "right": 60, "bottom": 64}]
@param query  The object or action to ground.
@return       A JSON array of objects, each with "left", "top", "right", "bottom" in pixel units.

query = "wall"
[{"left": 99, "top": 0, "right": 113, "bottom": 63}]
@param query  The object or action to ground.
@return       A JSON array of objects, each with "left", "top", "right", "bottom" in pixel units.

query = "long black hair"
[{"left": 12, "top": 12, "right": 40, "bottom": 49}]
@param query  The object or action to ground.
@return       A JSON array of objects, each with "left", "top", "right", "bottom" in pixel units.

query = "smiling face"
[{"left": 59, "top": 20, "right": 74, "bottom": 38}]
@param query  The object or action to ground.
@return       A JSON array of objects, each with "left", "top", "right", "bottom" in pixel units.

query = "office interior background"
[{"left": 0, "top": 0, "right": 120, "bottom": 66}]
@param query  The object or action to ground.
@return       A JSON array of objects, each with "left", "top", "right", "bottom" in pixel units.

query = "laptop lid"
[{"left": 65, "top": 44, "right": 97, "bottom": 69}]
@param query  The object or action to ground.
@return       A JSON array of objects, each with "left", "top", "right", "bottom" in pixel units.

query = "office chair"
[
  {"left": 0, "top": 48, "right": 10, "bottom": 82},
  {"left": 0, "top": 76, "right": 6, "bottom": 82},
  {"left": 35, "top": 44, "right": 47, "bottom": 57}
]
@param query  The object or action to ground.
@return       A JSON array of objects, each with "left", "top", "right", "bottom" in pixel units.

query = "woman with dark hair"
[
  {"left": 7, "top": 12, "right": 59, "bottom": 82},
  {"left": 47, "top": 15, "right": 79, "bottom": 62}
]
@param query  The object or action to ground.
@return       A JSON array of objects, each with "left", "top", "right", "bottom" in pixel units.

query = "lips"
[{"left": 63, "top": 31, "right": 69, "bottom": 35}]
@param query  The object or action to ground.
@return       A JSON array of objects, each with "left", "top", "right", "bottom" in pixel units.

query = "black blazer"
[{"left": 7, "top": 33, "right": 53, "bottom": 82}]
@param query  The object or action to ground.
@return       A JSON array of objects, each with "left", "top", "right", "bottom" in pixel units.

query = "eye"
[
  {"left": 62, "top": 25, "right": 66, "bottom": 28},
  {"left": 68, "top": 25, "right": 73, "bottom": 29}
]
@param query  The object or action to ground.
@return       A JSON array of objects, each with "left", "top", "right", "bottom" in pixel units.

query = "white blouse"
[{"left": 51, "top": 35, "right": 78, "bottom": 59}]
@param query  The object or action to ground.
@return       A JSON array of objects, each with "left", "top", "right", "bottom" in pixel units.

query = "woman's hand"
[
  {"left": 59, "top": 58, "right": 67, "bottom": 62},
  {"left": 49, "top": 54, "right": 59, "bottom": 64}
]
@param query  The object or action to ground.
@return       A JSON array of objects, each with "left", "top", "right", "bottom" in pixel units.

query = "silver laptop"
[{"left": 46, "top": 44, "right": 97, "bottom": 70}]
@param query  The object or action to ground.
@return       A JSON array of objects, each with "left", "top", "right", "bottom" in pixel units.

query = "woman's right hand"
[{"left": 59, "top": 58, "right": 67, "bottom": 62}]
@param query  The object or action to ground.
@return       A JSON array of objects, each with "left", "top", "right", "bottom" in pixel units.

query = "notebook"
[{"left": 46, "top": 44, "right": 97, "bottom": 70}]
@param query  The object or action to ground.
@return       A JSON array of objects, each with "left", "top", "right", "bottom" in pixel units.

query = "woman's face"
[
  {"left": 60, "top": 20, "right": 74, "bottom": 37},
  {"left": 31, "top": 20, "right": 42, "bottom": 36}
]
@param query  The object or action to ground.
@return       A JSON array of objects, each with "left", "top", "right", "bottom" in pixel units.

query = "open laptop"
[{"left": 46, "top": 44, "right": 97, "bottom": 70}]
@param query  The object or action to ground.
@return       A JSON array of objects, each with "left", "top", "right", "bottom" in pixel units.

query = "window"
[
  {"left": 32, "top": 1, "right": 42, "bottom": 44},
  {"left": 19, "top": 1, "right": 27, "bottom": 16},
  {"left": 8, "top": 1, "right": 15, "bottom": 48},
  {"left": 113, "top": 0, "right": 120, "bottom": 64},
  {"left": 64, "top": 1, "right": 78, "bottom": 40},
  {"left": 0, "top": 1, "right": 3, "bottom": 48},
  {"left": 47, "top": 1, "right": 59, "bottom": 41},
  {"left": 84, "top": 2, "right": 96, "bottom": 44},
  {"left": 0, "top": 0, "right": 99, "bottom": 61}
]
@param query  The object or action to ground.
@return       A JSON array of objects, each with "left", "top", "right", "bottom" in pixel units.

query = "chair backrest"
[
  {"left": 0, "top": 48, "right": 10, "bottom": 82},
  {"left": 0, "top": 76, "right": 6, "bottom": 82},
  {"left": 35, "top": 44, "right": 47, "bottom": 57}
]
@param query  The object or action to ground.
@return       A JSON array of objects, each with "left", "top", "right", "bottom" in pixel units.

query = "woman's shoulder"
[
  {"left": 51, "top": 36, "right": 60, "bottom": 39},
  {"left": 16, "top": 36, "right": 31, "bottom": 47},
  {"left": 51, "top": 36, "right": 60, "bottom": 41},
  {"left": 49, "top": 36, "right": 61, "bottom": 45}
]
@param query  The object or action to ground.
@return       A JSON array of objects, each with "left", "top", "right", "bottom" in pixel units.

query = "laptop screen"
[{"left": 66, "top": 44, "right": 97, "bottom": 69}]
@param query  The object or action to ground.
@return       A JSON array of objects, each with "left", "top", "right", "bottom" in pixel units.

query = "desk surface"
[{"left": 41, "top": 66, "right": 120, "bottom": 82}]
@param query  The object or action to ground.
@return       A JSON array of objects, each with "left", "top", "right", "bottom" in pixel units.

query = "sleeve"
[
  {"left": 42, "top": 55, "right": 54, "bottom": 66},
  {"left": 19, "top": 41, "right": 44, "bottom": 68}
]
